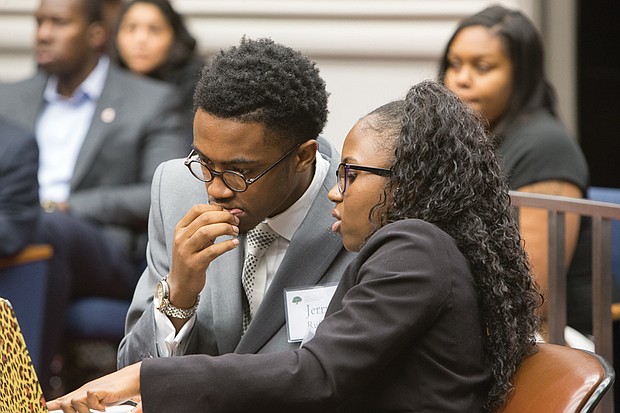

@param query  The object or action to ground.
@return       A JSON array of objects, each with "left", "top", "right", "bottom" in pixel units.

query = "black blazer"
[
  {"left": 0, "top": 116, "right": 39, "bottom": 256},
  {"left": 140, "top": 219, "right": 490, "bottom": 412}
]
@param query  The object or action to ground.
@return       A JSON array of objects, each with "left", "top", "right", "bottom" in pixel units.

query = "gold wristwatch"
[{"left": 154, "top": 276, "right": 199, "bottom": 319}]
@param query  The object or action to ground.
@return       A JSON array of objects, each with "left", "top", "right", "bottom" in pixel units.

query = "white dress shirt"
[
  {"left": 154, "top": 151, "right": 330, "bottom": 356},
  {"left": 36, "top": 56, "right": 109, "bottom": 203}
]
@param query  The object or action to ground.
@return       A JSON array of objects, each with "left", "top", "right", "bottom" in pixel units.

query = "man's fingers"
[
  {"left": 195, "top": 236, "right": 240, "bottom": 264},
  {"left": 86, "top": 390, "right": 107, "bottom": 411},
  {"left": 190, "top": 222, "right": 239, "bottom": 249},
  {"left": 177, "top": 204, "right": 239, "bottom": 230},
  {"left": 176, "top": 204, "right": 222, "bottom": 227},
  {"left": 47, "top": 393, "right": 78, "bottom": 412},
  {"left": 174, "top": 208, "right": 239, "bottom": 253}
]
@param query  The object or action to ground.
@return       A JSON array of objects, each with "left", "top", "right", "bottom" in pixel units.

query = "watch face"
[{"left": 154, "top": 281, "right": 163, "bottom": 309}]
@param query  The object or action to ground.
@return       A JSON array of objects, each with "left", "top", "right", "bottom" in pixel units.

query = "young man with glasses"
[{"left": 118, "top": 38, "right": 355, "bottom": 366}]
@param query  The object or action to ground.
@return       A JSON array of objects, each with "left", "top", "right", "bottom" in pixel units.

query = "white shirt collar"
[
  {"left": 43, "top": 55, "right": 109, "bottom": 103},
  {"left": 264, "top": 151, "right": 330, "bottom": 241}
]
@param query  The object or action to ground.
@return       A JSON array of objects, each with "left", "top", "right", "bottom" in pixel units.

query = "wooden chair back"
[
  {"left": 500, "top": 343, "right": 614, "bottom": 413},
  {"left": 509, "top": 191, "right": 620, "bottom": 413}
]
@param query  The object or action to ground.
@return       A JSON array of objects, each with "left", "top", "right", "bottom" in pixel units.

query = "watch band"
[
  {"left": 160, "top": 297, "right": 199, "bottom": 319},
  {"left": 157, "top": 277, "right": 200, "bottom": 319}
]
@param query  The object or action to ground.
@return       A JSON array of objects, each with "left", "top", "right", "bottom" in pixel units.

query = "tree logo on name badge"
[{"left": 292, "top": 296, "right": 302, "bottom": 305}]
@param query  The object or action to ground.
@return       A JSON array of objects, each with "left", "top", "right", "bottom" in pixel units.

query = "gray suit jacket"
[
  {"left": 118, "top": 137, "right": 356, "bottom": 366},
  {"left": 0, "top": 66, "right": 188, "bottom": 253}
]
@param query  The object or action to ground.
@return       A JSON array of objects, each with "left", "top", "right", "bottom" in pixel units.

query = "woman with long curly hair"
[{"left": 48, "top": 80, "right": 541, "bottom": 413}]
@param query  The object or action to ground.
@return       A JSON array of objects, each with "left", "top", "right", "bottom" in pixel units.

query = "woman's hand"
[{"left": 45, "top": 362, "right": 142, "bottom": 413}]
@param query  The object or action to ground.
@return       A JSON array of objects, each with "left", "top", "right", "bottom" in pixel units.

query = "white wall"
[
  {"left": 541, "top": 0, "right": 578, "bottom": 135},
  {"left": 0, "top": 0, "right": 556, "bottom": 151}
]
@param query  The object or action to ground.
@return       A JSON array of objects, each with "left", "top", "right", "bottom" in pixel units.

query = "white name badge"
[{"left": 284, "top": 283, "right": 338, "bottom": 342}]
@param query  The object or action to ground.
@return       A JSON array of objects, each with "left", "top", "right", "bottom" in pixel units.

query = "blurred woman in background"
[
  {"left": 438, "top": 5, "right": 592, "bottom": 335},
  {"left": 112, "top": 0, "right": 203, "bottom": 142}
]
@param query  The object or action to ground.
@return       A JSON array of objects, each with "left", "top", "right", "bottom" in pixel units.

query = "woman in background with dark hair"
[
  {"left": 112, "top": 0, "right": 203, "bottom": 142},
  {"left": 438, "top": 5, "right": 592, "bottom": 335}
]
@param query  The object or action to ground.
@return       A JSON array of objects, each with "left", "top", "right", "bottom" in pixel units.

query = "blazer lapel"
[
  {"left": 71, "top": 67, "right": 120, "bottom": 189},
  {"left": 17, "top": 73, "right": 47, "bottom": 133},
  {"left": 208, "top": 234, "right": 246, "bottom": 354},
  {"left": 6, "top": 71, "right": 48, "bottom": 135},
  {"left": 236, "top": 186, "right": 343, "bottom": 353}
]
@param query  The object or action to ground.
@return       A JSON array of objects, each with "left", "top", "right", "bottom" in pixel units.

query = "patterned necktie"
[{"left": 242, "top": 222, "right": 278, "bottom": 333}]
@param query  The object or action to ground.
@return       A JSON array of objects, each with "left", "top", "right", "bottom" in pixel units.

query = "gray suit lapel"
[
  {"left": 208, "top": 235, "right": 246, "bottom": 354},
  {"left": 22, "top": 75, "right": 47, "bottom": 130},
  {"left": 71, "top": 67, "right": 120, "bottom": 188},
  {"left": 236, "top": 185, "right": 343, "bottom": 353},
  {"left": 4, "top": 73, "right": 48, "bottom": 133}
]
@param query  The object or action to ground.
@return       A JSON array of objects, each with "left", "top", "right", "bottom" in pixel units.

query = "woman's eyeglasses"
[{"left": 336, "top": 162, "right": 391, "bottom": 194}]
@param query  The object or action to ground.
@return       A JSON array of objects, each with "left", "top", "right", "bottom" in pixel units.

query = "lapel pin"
[{"left": 101, "top": 107, "right": 116, "bottom": 123}]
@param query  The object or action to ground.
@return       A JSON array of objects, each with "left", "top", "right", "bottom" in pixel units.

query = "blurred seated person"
[
  {"left": 0, "top": 0, "right": 187, "bottom": 397},
  {"left": 48, "top": 81, "right": 542, "bottom": 413},
  {"left": 111, "top": 0, "right": 204, "bottom": 142},
  {"left": 438, "top": 5, "right": 591, "bottom": 334},
  {"left": 0, "top": 115, "right": 40, "bottom": 257}
]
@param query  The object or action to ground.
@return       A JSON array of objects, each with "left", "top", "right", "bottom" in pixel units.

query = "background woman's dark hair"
[
  {"left": 437, "top": 5, "right": 557, "bottom": 137},
  {"left": 112, "top": 0, "right": 197, "bottom": 80},
  {"left": 193, "top": 37, "right": 329, "bottom": 147},
  {"left": 81, "top": 0, "right": 104, "bottom": 24},
  {"left": 369, "top": 80, "right": 542, "bottom": 411}
]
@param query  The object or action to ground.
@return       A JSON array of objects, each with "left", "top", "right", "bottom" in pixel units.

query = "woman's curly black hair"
[
  {"left": 368, "top": 80, "right": 542, "bottom": 412},
  {"left": 193, "top": 37, "right": 329, "bottom": 147}
]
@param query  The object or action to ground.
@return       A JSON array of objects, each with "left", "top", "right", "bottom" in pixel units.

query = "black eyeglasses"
[
  {"left": 336, "top": 162, "right": 391, "bottom": 194},
  {"left": 184, "top": 144, "right": 301, "bottom": 192}
]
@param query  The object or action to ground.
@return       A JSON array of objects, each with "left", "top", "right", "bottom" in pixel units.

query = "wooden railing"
[
  {"left": 0, "top": 244, "right": 53, "bottom": 269},
  {"left": 510, "top": 191, "right": 620, "bottom": 413}
]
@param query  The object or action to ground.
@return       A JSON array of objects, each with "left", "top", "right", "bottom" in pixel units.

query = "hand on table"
[{"left": 45, "top": 362, "right": 142, "bottom": 413}]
